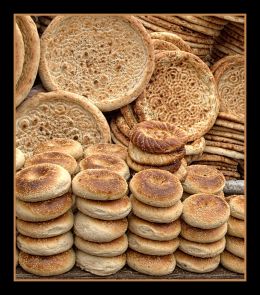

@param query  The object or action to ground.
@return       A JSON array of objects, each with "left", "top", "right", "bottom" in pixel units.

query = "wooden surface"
[{"left": 16, "top": 265, "right": 244, "bottom": 281}]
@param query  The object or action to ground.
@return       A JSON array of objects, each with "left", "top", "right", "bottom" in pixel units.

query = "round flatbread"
[
  {"left": 213, "top": 55, "right": 245, "bottom": 120},
  {"left": 39, "top": 15, "right": 155, "bottom": 111},
  {"left": 16, "top": 91, "right": 110, "bottom": 156},
  {"left": 16, "top": 16, "right": 40, "bottom": 107},
  {"left": 134, "top": 50, "right": 219, "bottom": 142}
]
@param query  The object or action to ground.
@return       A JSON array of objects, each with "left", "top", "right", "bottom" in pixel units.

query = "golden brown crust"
[
  {"left": 74, "top": 234, "right": 128, "bottom": 257},
  {"left": 33, "top": 138, "right": 83, "bottom": 160},
  {"left": 16, "top": 210, "right": 74, "bottom": 238},
  {"left": 130, "top": 120, "right": 188, "bottom": 154},
  {"left": 79, "top": 154, "right": 130, "bottom": 180},
  {"left": 39, "top": 15, "right": 155, "bottom": 112},
  {"left": 115, "top": 113, "right": 132, "bottom": 138},
  {"left": 128, "top": 232, "right": 179, "bottom": 255},
  {"left": 24, "top": 151, "right": 78, "bottom": 175},
  {"left": 180, "top": 220, "right": 228, "bottom": 243},
  {"left": 126, "top": 249, "right": 176, "bottom": 275},
  {"left": 182, "top": 193, "right": 230, "bottom": 229},
  {"left": 74, "top": 212, "right": 128, "bottom": 242},
  {"left": 130, "top": 195, "right": 183, "bottom": 223},
  {"left": 110, "top": 117, "right": 130, "bottom": 146},
  {"left": 179, "top": 236, "right": 226, "bottom": 258},
  {"left": 182, "top": 164, "right": 226, "bottom": 194},
  {"left": 84, "top": 143, "right": 128, "bottom": 161},
  {"left": 76, "top": 196, "right": 131, "bottom": 221},
  {"left": 175, "top": 250, "right": 220, "bottom": 273},
  {"left": 16, "top": 192, "right": 73, "bottom": 222},
  {"left": 19, "top": 249, "right": 75, "bottom": 276},
  {"left": 126, "top": 155, "right": 181, "bottom": 173},
  {"left": 120, "top": 103, "right": 139, "bottom": 129},
  {"left": 16, "top": 163, "right": 71, "bottom": 202},
  {"left": 129, "top": 169, "right": 183, "bottom": 207},
  {"left": 128, "top": 214, "right": 181, "bottom": 241},
  {"left": 185, "top": 137, "right": 206, "bottom": 156},
  {"left": 225, "top": 235, "right": 244, "bottom": 258},
  {"left": 128, "top": 142, "right": 185, "bottom": 166},
  {"left": 72, "top": 169, "right": 128, "bottom": 201},
  {"left": 227, "top": 216, "right": 244, "bottom": 238},
  {"left": 229, "top": 195, "right": 245, "bottom": 220},
  {"left": 220, "top": 250, "right": 245, "bottom": 274}
]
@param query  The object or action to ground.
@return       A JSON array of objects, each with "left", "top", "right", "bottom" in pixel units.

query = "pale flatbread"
[
  {"left": 134, "top": 50, "right": 219, "bottom": 142},
  {"left": 185, "top": 137, "right": 205, "bottom": 156},
  {"left": 205, "top": 140, "right": 244, "bottom": 153},
  {"left": 16, "top": 16, "right": 40, "bottom": 107},
  {"left": 150, "top": 32, "right": 192, "bottom": 52},
  {"left": 204, "top": 146, "right": 244, "bottom": 160},
  {"left": 39, "top": 15, "right": 155, "bottom": 112},
  {"left": 214, "top": 119, "right": 244, "bottom": 132},
  {"left": 190, "top": 153, "right": 239, "bottom": 165},
  {"left": 219, "top": 170, "right": 240, "bottom": 178},
  {"left": 14, "top": 23, "right": 25, "bottom": 85},
  {"left": 198, "top": 16, "right": 228, "bottom": 25},
  {"left": 204, "top": 134, "right": 243, "bottom": 145},
  {"left": 152, "top": 39, "right": 180, "bottom": 51},
  {"left": 115, "top": 113, "right": 131, "bottom": 138},
  {"left": 217, "top": 112, "right": 245, "bottom": 124},
  {"left": 177, "top": 16, "right": 224, "bottom": 30},
  {"left": 216, "top": 15, "right": 244, "bottom": 24},
  {"left": 16, "top": 91, "right": 111, "bottom": 156},
  {"left": 211, "top": 126, "right": 244, "bottom": 135}
]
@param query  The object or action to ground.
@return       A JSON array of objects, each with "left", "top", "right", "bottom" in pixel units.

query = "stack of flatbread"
[
  {"left": 135, "top": 15, "right": 225, "bottom": 63},
  {"left": 187, "top": 54, "right": 245, "bottom": 180},
  {"left": 210, "top": 16, "right": 244, "bottom": 64}
]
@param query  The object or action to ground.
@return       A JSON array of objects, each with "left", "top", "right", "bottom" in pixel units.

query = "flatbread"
[
  {"left": 191, "top": 161, "right": 238, "bottom": 169},
  {"left": 134, "top": 50, "right": 219, "bottom": 142},
  {"left": 111, "top": 132, "right": 128, "bottom": 147},
  {"left": 220, "top": 31, "right": 244, "bottom": 49},
  {"left": 115, "top": 113, "right": 131, "bottom": 138},
  {"left": 16, "top": 16, "right": 40, "bottom": 107},
  {"left": 211, "top": 126, "right": 244, "bottom": 135},
  {"left": 120, "top": 103, "right": 139, "bottom": 129},
  {"left": 14, "top": 22, "right": 25, "bottom": 85},
  {"left": 157, "top": 16, "right": 221, "bottom": 37},
  {"left": 219, "top": 170, "right": 240, "bottom": 178},
  {"left": 177, "top": 16, "right": 224, "bottom": 30},
  {"left": 203, "top": 146, "right": 244, "bottom": 160},
  {"left": 189, "top": 152, "right": 238, "bottom": 165},
  {"left": 128, "top": 142, "right": 185, "bottom": 166},
  {"left": 205, "top": 140, "right": 244, "bottom": 153},
  {"left": 203, "top": 165, "right": 237, "bottom": 172},
  {"left": 39, "top": 15, "right": 155, "bottom": 112},
  {"left": 150, "top": 32, "right": 192, "bottom": 52},
  {"left": 222, "top": 27, "right": 244, "bottom": 43},
  {"left": 185, "top": 137, "right": 205, "bottom": 156},
  {"left": 186, "top": 42, "right": 212, "bottom": 49},
  {"left": 216, "top": 37, "right": 244, "bottom": 54},
  {"left": 198, "top": 16, "right": 228, "bottom": 25},
  {"left": 214, "top": 119, "right": 244, "bottom": 132},
  {"left": 216, "top": 15, "right": 244, "bottom": 24},
  {"left": 217, "top": 112, "right": 245, "bottom": 124},
  {"left": 110, "top": 118, "right": 130, "bottom": 146},
  {"left": 152, "top": 39, "right": 180, "bottom": 51},
  {"left": 207, "top": 129, "right": 245, "bottom": 142},
  {"left": 16, "top": 91, "right": 111, "bottom": 156},
  {"left": 204, "top": 134, "right": 244, "bottom": 145},
  {"left": 191, "top": 47, "right": 211, "bottom": 56}
]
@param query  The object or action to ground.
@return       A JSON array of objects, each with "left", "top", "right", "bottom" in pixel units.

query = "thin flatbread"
[{"left": 204, "top": 146, "right": 244, "bottom": 160}]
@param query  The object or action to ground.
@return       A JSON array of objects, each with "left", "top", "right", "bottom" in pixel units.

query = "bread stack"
[
  {"left": 80, "top": 143, "right": 130, "bottom": 180},
  {"left": 16, "top": 163, "right": 75, "bottom": 276},
  {"left": 176, "top": 194, "right": 230, "bottom": 273},
  {"left": 72, "top": 169, "right": 130, "bottom": 276},
  {"left": 126, "top": 120, "right": 189, "bottom": 182},
  {"left": 211, "top": 16, "right": 244, "bottom": 64},
  {"left": 188, "top": 54, "right": 245, "bottom": 180},
  {"left": 182, "top": 164, "right": 226, "bottom": 200},
  {"left": 221, "top": 195, "right": 245, "bottom": 274},
  {"left": 135, "top": 15, "right": 225, "bottom": 63},
  {"left": 127, "top": 169, "right": 183, "bottom": 275}
]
